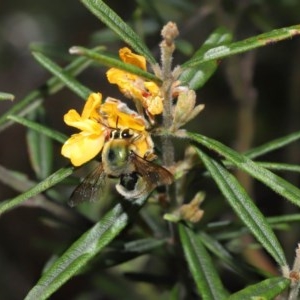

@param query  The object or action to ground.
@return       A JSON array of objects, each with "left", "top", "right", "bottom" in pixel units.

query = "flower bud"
[{"left": 171, "top": 89, "right": 205, "bottom": 131}]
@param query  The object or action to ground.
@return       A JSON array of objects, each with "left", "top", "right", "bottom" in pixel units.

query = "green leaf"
[
  {"left": 70, "top": 46, "right": 160, "bottom": 83},
  {"left": 198, "top": 232, "right": 247, "bottom": 277},
  {"left": 180, "top": 27, "right": 232, "bottom": 90},
  {"left": 25, "top": 109, "right": 54, "bottom": 179},
  {"left": 256, "top": 162, "right": 300, "bottom": 173},
  {"left": 0, "top": 167, "right": 73, "bottom": 216},
  {"left": 0, "top": 164, "right": 37, "bottom": 193},
  {"left": 7, "top": 115, "right": 67, "bottom": 144},
  {"left": 32, "top": 51, "right": 92, "bottom": 99},
  {"left": 84, "top": 272, "right": 145, "bottom": 300},
  {"left": 94, "top": 238, "right": 167, "bottom": 269},
  {"left": 24, "top": 195, "right": 148, "bottom": 300},
  {"left": 182, "top": 24, "right": 300, "bottom": 69},
  {"left": 123, "top": 237, "right": 166, "bottom": 253},
  {"left": 161, "top": 284, "right": 181, "bottom": 300},
  {"left": 179, "top": 224, "right": 228, "bottom": 300},
  {"left": 27, "top": 126, "right": 53, "bottom": 180},
  {"left": 245, "top": 129, "right": 300, "bottom": 159},
  {"left": 0, "top": 92, "right": 14, "bottom": 101},
  {"left": 194, "top": 147, "right": 287, "bottom": 266},
  {"left": 189, "top": 132, "right": 300, "bottom": 208},
  {"left": 0, "top": 54, "right": 93, "bottom": 131},
  {"left": 267, "top": 214, "right": 300, "bottom": 225},
  {"left": 228, "top": 277, "right": 290, "bottom": 300},
  {"left": 0, "top": 165, "right": 77, "bottom": 222},
  {"left": 81, "top": 0, "right": 156, "bottom": 65}
]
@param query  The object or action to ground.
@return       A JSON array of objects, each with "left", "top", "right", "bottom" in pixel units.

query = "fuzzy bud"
[
  {"left": 171, "top": 89, "right": 205, "bottom": 131},
  {"left": 164, "top": 192, "right": 205, "bottom": 223}
]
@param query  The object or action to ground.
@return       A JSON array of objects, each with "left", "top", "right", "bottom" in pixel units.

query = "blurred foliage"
[{"left": 1, "top": 0, "right": 300, "bottom": 299}]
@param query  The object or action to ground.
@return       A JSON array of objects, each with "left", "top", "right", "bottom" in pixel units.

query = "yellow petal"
[
  {"left": 143, "top": 82, "right": 163, "bottom": 115},
  {"left": 101, "top": 98, "right": 146, "bottom": 131},
  {"left": 61, "top": 132, "right": 105, "bottom": 166},
  {"left": 106, "top": 68, "right": 138, "bottom": 100},
  {"left": 144, "top": 81, "right": 160, "bottom": 95},
  {"left": 146, "top": 96, "right": 163, "bottom": 115},
  {"left": 129, "top": 132, "right": 154, "bottom": 158},
  {"left": 82, "top": 92, "right": 102, "bottom": 120},
  {"left": 64, "top": 109, "right": 81, "bottom": 125},
  {"left": 106, "top": 68, "right": 120, "bottom": 85},
  {"left": 64, "top": 110, "right": 103, "bottom": 134},
  {"left": 107, "top": 68, "right": 136, "bottom": 84},
  {"left": 119, "top": 47, "right": 146, "bottom": 70}
]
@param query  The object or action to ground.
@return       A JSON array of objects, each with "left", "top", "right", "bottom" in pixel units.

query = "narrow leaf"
[
  {"left": 32, "top": 51, "right": 91, "bottom": 99},
  {"left": 189, "top": 132, "right": 300, "bottom": 208},
  {"left": 229, "top": 277, "right": 290, "bottom": 300},
  {"left": 0, "top": 164, "right": 90, "bottom": 228},
  {"left": 182, "top": 24, "right": 300, "bottom": 69},
  {"left": 0, "top": 167, "right": 73, "bottom": 216},
  {"left": 27, "top": 126, "right": 53, "bottom": 179},
  {"left": 0, "top": 54, "right": 93, "bottom": 131},
  {"left": 180, "top": 27, "right": 232, "bottom": 90},
  {"left": 25, "top": 108, "right": 54, "bottom": 179},
  {"left": 256, "top": 162, "right": 300, "bottom": 173},
  {"left": 267, "top": 214, "right": 300, "bottom": 225},
  {"left": 179, "top": 224, "right": 228, "bottom": 300},
  {"left": 195, "top": 147, "right": 287, "bottom": 266},
  {"left": 245, "top": 129, "right": 300, "bottom": 159},
  {"left": 0, "top": 92, "right": 14, "bottom": 101},
  {"left": 95, "top": 238, "right": 167, "bottom": 269},
  {"left": 70, "top": 46, "right": 160, "bottom": 83},
  {"left": 81, "top": 0, "right": 156, "bottom": 65},
  {"left": 7, "top": 115, "right": 67, "bottom": 144},
  {"left": 0, "top": 164, "right": 37, "bottom": 193},
  {"left": 198, "top": 232, "right": 247, "bottom": 277},
  {"left": 24, "top": 195, "right": 148, "bottom": 300},
  {"left": 123, "top": 238, "right": 166, "bottom": 253}
]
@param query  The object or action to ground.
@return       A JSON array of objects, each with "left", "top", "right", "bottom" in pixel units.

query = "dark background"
[{"left": 1, "top": 0, "right": 300, "bottom": 299}]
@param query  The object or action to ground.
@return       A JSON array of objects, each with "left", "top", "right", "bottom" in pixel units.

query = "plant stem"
[{"left": 159, "top": 22, "right": 179, "bottom": 167}]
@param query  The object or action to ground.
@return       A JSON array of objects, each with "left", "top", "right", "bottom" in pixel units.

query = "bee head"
[{"left": 109, "top": 128, "right": 137, "bottom": 140}]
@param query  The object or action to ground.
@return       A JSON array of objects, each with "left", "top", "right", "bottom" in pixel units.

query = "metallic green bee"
[{"left": 69, "top": 128, "right": 173, "bottom": 206}]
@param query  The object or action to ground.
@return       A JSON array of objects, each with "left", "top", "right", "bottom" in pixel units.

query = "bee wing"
[
  {"left": 129, "top": 152, "right": 173, "bottom": 190},
  {"left": 68, "top": 164, "right": 106, "bottom": 207}
]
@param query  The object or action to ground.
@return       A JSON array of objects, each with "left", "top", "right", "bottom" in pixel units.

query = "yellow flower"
[
  {"left": 61, "top": 93, "right": 154, "bottom": 166},
  {"left": 61, "top": 93, "right": 106, "bottom": 166},
  {"left": 107, "top": 47, "right": 163, "bottom": 116}
]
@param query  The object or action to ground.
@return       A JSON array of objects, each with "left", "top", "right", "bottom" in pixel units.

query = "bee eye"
[{"left": 121, "top": 129, "right": 133, "bottom": 139}]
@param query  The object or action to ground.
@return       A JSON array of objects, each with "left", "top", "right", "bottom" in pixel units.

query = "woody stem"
[{"left": 160, "top": 22, "right": 178, "bottom": 167}]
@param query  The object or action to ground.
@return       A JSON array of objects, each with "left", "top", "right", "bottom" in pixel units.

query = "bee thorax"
[{"left": 102, "top": 139, "right": 134, "bottom": 176}]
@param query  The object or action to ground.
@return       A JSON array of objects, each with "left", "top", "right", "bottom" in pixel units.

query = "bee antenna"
[
  {"left": 97, "top": 118, "right": 118, "bottom": 132},
  {"left": 116, "top": 116, "right": 119, "bottom": 129}
]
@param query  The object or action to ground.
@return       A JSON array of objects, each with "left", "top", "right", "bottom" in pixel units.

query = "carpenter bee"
[{"left": 68, "top": 128, "right": 173, "bottom": 206}]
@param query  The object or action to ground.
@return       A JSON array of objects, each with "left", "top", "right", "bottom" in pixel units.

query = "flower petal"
[
  {"left": 64, "top": 109, "right": 81, "bottom": 126},
  {"left": 101, "top": 98, "right": 146, "bottom": 131},
  {"left": 64, "top": 110, "right": 103, "bottom": 134},
  {"left": 61, "top": 132, "right": 105, "bottom": 166},
  {"left": 119, "top": 47, "right": 146, "bottom": 70},
  {"left": 106, "top": 68, "right": 139, "bottom": 100},
  {"left": 129, "top": 131, "right": 154, "bottom": 158},
  {"left": 82, "top": 92, "right": 102, "bottom": 120},
  {"left": 146, "top": 96, "right": 163, "bottom": 115}
]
